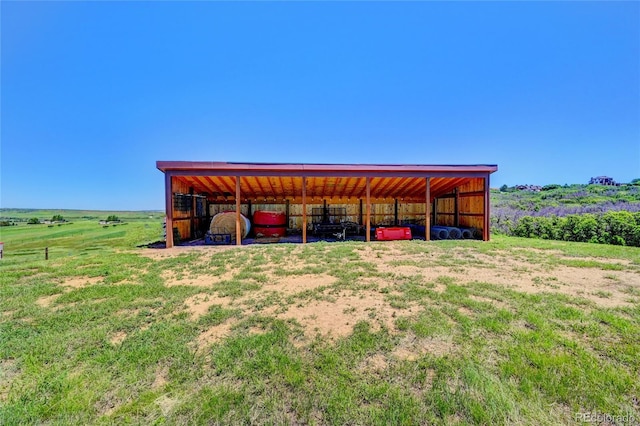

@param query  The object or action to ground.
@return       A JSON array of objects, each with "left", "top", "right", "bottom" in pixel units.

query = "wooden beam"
[
  {"left": 346, "top": 176, "right": 365, "bottom": 198},
  {"left": 236, "top": 176, "right": 241, "bottom": 246},
  {"left": 369, "top": 177, "right": 387, "bottom": 198},
  {"left": 218, "top": 176, "right": 237, "bottom": 197},
  {"left": 240, "top": 176, "right": 255, "bottom": 201},
  {"left": 366, "top": 177, "right": 371, "bottom": 242},
  {"left": 400, "top": 178, "right": 426, "bottom": 200},
  {"left": 165, "top": 173, "right": 174, "bottom": 248},
  {"left": 265, "top": 177, "right": 277, "bottom": 199},
  {"left": 278, "top": 176, "right": 286, "bottom": 200},
  {"left": 425, "top": 177, "right": 431, "bottom": 241},
  {"left": 302, "top": 177, "right": 307, "bottom": 244},
  {"left": 252, "top": 176, "right": 268, "bottom": 201},
  {"left": 378, "top": 177, "right": 410, "bottom": 199},
  {"left": 484, "top": 174, "right": 490, "bottom": 241},
  {"left": 459, "top": 190, "right": 485, "bottom": 198}
]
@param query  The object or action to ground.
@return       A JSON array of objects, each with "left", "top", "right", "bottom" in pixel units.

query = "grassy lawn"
[{"left": 1, "top": 218, "right": 639, "bottom": 424}]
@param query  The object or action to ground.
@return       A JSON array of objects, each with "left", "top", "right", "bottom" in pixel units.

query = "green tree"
[
  {"left": 106, "top": 215, "right": 120, "bottom": 222},
  {"left": 27, "top": 217, "right": 40, "bottom": 224},
  {"left": 51, "top": 214, "right": 64, "bottom": 222},
  {"left": 499, "top": 184, "right": 509, "bottom": 192}
]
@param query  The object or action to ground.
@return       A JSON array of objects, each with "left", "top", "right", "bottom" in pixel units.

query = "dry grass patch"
[
  {"left": 162, "top": 269, "right": 234, "bottom": 288},
  {"left": 152, "top": 364, "right": 169, "bottom": 390},
  {"left": 393, "top": 335, "right": 457, "bottom": 360},
  {"left": 0, "top": 359, "right": 19, "bottom": 402},
  {"left": 35, "top": 294, "right": 61, "bottom": 308},
  {"left": 359, "top": 353, "right": 388, "bottom": 373}
]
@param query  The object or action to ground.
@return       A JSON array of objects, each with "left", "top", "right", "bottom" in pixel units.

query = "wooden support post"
[
  {"left": 247, "top": 200, "right": 252, "bottom": 220},
  {"left": 235, "top": 176, "right": 241, "bottom": 246},
  {"left": 425, "top": 177, "right": 431, "bottom": 241},
  {"left": 483, "top": 175, "right": 490, "bottom": 241},
  {"left": 302, "top": 177, "right": 307, "bottom": 244},
  {"left": 454, "top": 187, "right": 460, "bottom": 228},
  {"left": 394, "top": 199, "right": 398, "bottom": 226},
  {"left": 165, "top": 172, "right": 174, "bottom": 248},
  {"left": 366, "top": 177, "right": 371, "bottom": 242}
]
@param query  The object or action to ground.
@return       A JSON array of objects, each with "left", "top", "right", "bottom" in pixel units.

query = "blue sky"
[{"left": 2, "top": 1, "right": 638, "bottom": 210}]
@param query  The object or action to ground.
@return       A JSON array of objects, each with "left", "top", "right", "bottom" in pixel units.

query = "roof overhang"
[
  {"left": 157, "top": 161, "right": 497, "bottom": 178},
  {"left": 157, "top": 161, "right": 498, "bottom": 203}
]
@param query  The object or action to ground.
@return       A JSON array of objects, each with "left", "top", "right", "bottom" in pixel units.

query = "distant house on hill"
[
  {"left": 515, "top": 184, "right": 542, "bottom": 192},
  {"left": 589, "top": 176, "right": 619, "bottom": 186}
]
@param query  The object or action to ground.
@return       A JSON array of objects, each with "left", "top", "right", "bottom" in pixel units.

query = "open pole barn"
[{"left": 156, "top": 161, "right": 498, "bottom": 248}]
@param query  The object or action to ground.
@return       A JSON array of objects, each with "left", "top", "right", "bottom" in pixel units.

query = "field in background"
[
  {"left": 0, "top": 209, "right": 163, "bottom": 261},
  {"left": 1, "top": 210, "right": 639, "bottom": 424}
]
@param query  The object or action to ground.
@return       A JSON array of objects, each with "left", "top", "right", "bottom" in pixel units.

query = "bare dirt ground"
[{"left": 157, "top": 242, "right": 640, "bottom": 344}]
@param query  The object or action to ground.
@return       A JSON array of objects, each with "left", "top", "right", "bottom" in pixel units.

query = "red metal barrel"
[{"left": 252, "top": 211, "right": 287, "bottom": 238}]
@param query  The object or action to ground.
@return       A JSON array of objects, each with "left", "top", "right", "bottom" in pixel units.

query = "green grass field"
[{"left": 1, "top": 211, "right": 639, "bottom": 425}]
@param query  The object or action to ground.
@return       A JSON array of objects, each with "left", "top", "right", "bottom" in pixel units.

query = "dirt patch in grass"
[
  {"left": 35, "top": 294, "right": 61, "bottom": 308},
  {"left": 62, "top": 276, "right": 102, "bottom": 289},
  {"left": 356, "top": 244, "right": 639, "bottom": 308},
  {"left": 35, "top": 276, "right": 104, "bottom": 309},
  {"left": 95, "top": 390, "right": 121, "bottom": 417},
  {"left": 152, "top": 364, "right": 169, "bottom": 390},
  {"left": 195, "top": 318, "right": 238, "bottom": 351},
  {"left": 110, "top": 331, "right": 127, "bottom": 345},
  {"left": 264, "top": 274, "right": 336, "bottom": 295},
  {"left": 183, "top": 293, "right": 234, "bottom": 320},
  {"left": 277, "top": 291, "right": 407, "bottom": 339},
  {"left": 359, "top": 353, "right": 388, "bottom": 372},
  {"left": 457, "top": 306, "right": 475, "bottom": 317}
]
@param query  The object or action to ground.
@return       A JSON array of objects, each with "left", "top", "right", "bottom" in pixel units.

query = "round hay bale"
[{"left": 209, "top": 212, "right": 250, "bottom": 240}]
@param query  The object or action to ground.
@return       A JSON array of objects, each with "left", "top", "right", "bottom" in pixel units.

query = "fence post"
[{"left": 45, "top": 247, "right": 49, "bottom": 260}]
